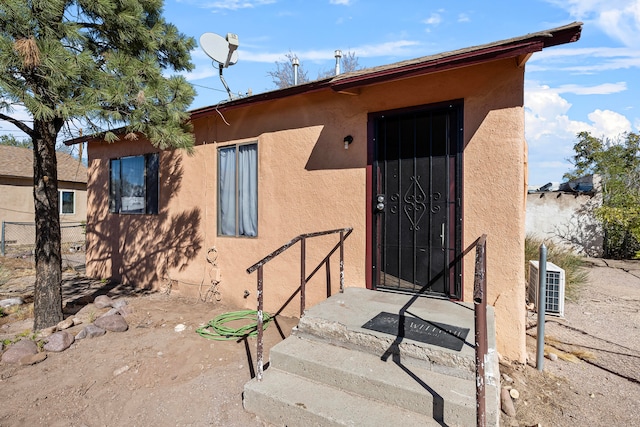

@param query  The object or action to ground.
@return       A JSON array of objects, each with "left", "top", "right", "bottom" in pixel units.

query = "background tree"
[
  {"left": 267, "top": 51, "right": 309, "bottom": 89},
  {"left": 317, "top": 50, "right": 361, "bottom": 79},
  {"left": 0, "top": 0, "right": 195, "bottom": 329},
  {"left": 0, "top": 134, "right": 32, "bottom": 148},
  {"left": 565, "top": 131, "right": 640, "bottom": 258}
]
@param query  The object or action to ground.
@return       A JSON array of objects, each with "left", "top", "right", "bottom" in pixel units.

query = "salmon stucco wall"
[{"left": 85, "top": 57, "right": 527, "bottom": 362}]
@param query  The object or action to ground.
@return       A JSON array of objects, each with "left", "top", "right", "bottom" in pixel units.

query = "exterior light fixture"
[{"left": 344, "top": 135, "right": 353, "bottom": 149}]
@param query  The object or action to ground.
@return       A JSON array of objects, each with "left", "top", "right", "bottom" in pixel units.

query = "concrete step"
[
  {"left": 268, "top": 335, "right": 498, "bottom": 426},
  {"left": 294, "top": 287, "right": 499, "bottom": 383},
  {"left": 243, "top": 368, "right": 443, "bottom": 427}
]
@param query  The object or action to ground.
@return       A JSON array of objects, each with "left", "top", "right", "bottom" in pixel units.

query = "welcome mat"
[{"left": 362, "top": 311, "right": 470, "bottom": 351}]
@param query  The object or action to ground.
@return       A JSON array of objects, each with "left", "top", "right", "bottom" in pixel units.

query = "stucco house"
[
  {"left": 0, "top": 145, "right": 87, "bottom": 252},
  {"left": 70, "top": 22, "right": 582, "bottom": 362}
]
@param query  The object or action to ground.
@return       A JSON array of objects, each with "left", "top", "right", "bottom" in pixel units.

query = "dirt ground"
[
  {"left": 1, "top": 256, "right": 639, "bottom": 426},
  {"left": 500, "top": 258, "right": 640, "bottom": 427}
]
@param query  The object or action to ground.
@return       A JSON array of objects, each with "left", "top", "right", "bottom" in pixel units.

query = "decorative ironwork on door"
[{"left": 372, "top": 102, "right": 463, "bottom": 297}]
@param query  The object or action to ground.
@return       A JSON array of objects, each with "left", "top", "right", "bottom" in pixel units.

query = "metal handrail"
[
  {"left": 473, "top": 234, "right": 488, "bottom": 427},
  {"left": 247, "top": 227, "right": 353, "bottom": 381}
]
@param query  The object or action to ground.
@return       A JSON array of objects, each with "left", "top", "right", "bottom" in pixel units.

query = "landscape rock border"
[{"left": 1, "top": 294, "right": 131, "bottom": 365}]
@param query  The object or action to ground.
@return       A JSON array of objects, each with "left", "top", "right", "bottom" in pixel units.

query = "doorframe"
[{"left": 365, "top": 100, "right": 465, "bottom": 299}]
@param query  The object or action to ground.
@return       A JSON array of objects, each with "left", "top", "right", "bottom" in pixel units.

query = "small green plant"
[
  {"left": 87, "top": 310, "right": 97, "bottom": 323},
  {"left": 0, "top": 307, "right": 4, "bottom": 317},
  {"left": 525, "top": 234, "right": 589, "bottom": 301}
]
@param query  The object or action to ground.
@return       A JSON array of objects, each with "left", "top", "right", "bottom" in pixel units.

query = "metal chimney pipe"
[
  {"left": 292, "top": 57, "right": 299, "bottom": 85},
  {"left": 335, "top": 50, "right": 342, "bottom": 75}
]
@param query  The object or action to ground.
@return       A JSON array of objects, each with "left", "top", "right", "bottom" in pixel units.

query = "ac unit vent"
[{"left": 528, "top": 260, "right": 565, "bottom": 317}]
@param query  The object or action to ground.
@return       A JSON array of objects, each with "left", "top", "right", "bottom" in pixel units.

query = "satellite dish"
[{"left": 200, "top": 32, "right": 239, "bottom": 68}]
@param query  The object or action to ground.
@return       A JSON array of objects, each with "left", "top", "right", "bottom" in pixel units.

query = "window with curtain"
[
  {"left": 218, "top": 143, "right": 258, "bottom": 237},
  {"left": 109, "top": 153, "right": 159, "bottom": 214},
  {"left": 59, "top": 190, "right": 75, "bottom": 214}
]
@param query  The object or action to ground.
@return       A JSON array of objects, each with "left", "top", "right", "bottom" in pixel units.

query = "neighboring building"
[
  {"left": 70, "top": 23, "right": 582, "bottom": 362},
  {"left": 0, "top": 145, "right": 87, "bottom": 248},
  {"left": 526, "top": 175, "right": 603, "bottom": 256}
]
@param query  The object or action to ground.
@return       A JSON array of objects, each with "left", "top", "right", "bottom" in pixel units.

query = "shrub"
[{"left": 525, "top": 234, "right": 589, "bottom": 301}]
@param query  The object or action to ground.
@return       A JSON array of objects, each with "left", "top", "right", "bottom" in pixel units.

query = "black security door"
[{"left": 372, "top": 102, "right": 462, "bottom": 298}]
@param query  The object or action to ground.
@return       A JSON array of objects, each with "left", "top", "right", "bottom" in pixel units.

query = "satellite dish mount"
[{"left": 200, "top": 32, "right": 240, "bottom": 100}]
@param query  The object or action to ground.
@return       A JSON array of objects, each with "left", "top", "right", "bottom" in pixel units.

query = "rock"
[
  {"left": 547, "top": 352, "right": 558, "bottom": 361},
  {"left": 0, "top": 297, "right": 24, "bottom": 308},
  {"left": 56, "top": 317, "right": 75, "bottom": 331},
  {"left": 112, "top": 299, "right": 128, "bottom": 309},
  {"left": 100, "top": 308, "right": 119, "bottom": 318},
  {"left": 94, "top": 295, "right": 114, "bottom": 309},
  {"left": 501, "top": 387, "right": 516, "bottom": 417},
  {"left": 509, "top": 388, "right": 520, "bottom": 399},
  {"left": 502, "top": 373, "right": 514, "bottom": 383},
  {"left": 76, "top": 324, "right": 106, "bottom": 340},
  {"left": 94, "top": 314, "right": 128, "bottom": 332},
  {"left": 37, "top": 326, "right": 57, "bottom": 339},
  {"left": 72, "top": 317, "right": 83, "bottom": 326},
  {"left": 43, "top": 331, "right": 75, "bottom": 352},
  {"left": 113, "top": 365, "right": 130, "bottom": 376},
  {"left": 174, "top": 324, "right": 186, "bottom": 332},
  {"left": 19, "top": 352, "right": 47, "bottom": 366},
  {"left": 1, "top": 339, "right": 38, "bottom": 364},
  {"left": 117, "top": 305, "right": 135, "bottom": 318}
]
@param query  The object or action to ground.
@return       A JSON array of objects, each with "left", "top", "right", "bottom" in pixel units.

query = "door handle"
[{"left": 440, "top": 223, "right": 445, "bottom": 247}]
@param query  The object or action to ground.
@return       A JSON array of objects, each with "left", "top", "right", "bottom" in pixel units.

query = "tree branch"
[{"left": 0, "top": 112, "right": 34, "bottom": 137}]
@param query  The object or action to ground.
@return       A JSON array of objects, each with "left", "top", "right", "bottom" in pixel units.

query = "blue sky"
[
  {"left": 167, "top": 0, "right": 640, "bottom": 185},
  {"left": 1, "top": 1, "right": 637, "bottom": 185}
]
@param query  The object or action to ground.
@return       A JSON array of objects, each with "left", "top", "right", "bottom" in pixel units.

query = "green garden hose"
[{"left": 196, "top": 310, "right": 272, "bottom": 341}]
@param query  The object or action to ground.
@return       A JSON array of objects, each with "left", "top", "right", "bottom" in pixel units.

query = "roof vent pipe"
[
  {"left": 335, "top": 50, "right": 342, "bottom": 75},
  {"left": 292, "top": 57, "right": 299, "bottom": 85}
]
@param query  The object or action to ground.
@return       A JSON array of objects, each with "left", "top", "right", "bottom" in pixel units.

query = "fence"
[{"left": 1, "top": 221, "right": 86, "bottom": 257}]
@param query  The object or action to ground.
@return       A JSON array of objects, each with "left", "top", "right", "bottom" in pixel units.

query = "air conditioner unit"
[{"left": 528, "top": 260, "right": 565, "bottom": 317}]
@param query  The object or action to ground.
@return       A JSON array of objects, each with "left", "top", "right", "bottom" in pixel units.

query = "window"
[
  {"left": 218, "top": 143, "right": 258, "bottom": 237},
  {"left": 59, "top": 190, "right": 75, "bottom": 215},
  {"left": 109, "top": 153, "right": 159, "bottom": 214}
]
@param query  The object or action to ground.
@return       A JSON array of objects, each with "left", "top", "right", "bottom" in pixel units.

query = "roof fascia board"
[{"left": 330, "top": 41, "right": 544, "bottom": 92}]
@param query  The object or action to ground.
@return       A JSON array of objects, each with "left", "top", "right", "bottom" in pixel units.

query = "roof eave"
[{"left": 330, "top": 41, "right": 545, "bottom": 92}]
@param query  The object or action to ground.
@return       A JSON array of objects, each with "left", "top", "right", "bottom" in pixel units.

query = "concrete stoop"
[{"left": 243, "top": 288, "right": 499, "bottom": 427}]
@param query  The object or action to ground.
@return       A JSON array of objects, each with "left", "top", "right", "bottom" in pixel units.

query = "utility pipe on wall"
[{"left": 536, "top": 243, "right": 547, "bottom": 371}]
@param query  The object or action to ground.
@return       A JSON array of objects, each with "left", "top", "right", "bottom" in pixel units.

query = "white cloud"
[
  {"left": 545, "top": 0, "right": 640, "bottom": 48},
  {"left": 458, "top": 13, "right": 470, "bottom": 23},
  {"left": 237, "top": 40, "right": 421, "bottom": 63},
  {"left": 424, "top": 13, "right": 442, "bottom": 26},
  {"left": 525, "top": 84, "right": 634, "bottom": 183},
  {"left": 527, "top": 46, "right": 640, "bottom": 73},
  {"left": 587, "top": 109, "right": 632, "bottom": 136},
  {"left": 181, "top": 0, "right": 276, "bottom": 11},
  {"left": 525, "top": 85, "right": 632, "bottom": 141},
  {"left": 530, "top": 81, "right": 628, "bottom": 95},
  {"left": 329, "top": 0, "right": 351, "bottom": 5}
]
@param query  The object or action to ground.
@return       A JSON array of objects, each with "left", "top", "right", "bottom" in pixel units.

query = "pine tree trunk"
[{"left": 32, "top": 119, "right": 63, "bottom": 331}]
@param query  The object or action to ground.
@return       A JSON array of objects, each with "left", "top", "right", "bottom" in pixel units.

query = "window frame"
[
  {"left": 109, "top": 153, "right": 159, "bottom": 215},
  {"left": 217, "top": 141, "right": 258, "bottom": 237},
  {"left": 59, "top": 190, "right": 75, "bottom": 215}
]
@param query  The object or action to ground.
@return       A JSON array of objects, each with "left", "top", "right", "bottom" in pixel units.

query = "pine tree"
[{"left": 0, "top": 0, "right": 196, "bottom": 329}]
